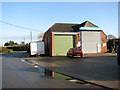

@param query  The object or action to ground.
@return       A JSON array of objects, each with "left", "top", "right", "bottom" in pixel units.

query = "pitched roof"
[
  {"left": 49, "top": 23, "right": 79, "bottom": 32},
  {"left": 79, "top": 21, "right": 98, "bottom": 27},
  {"left": 46, "top": 21, "right": 99, "bottom": 33}
]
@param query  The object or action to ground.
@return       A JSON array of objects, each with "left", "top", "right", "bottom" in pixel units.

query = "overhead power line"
[{"left": 0, "top": 20, "right": 41, "bottom": 32}]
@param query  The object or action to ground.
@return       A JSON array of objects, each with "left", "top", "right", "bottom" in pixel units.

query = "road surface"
[
  {"left": 2, "top": 56, "right": 103, "bottom": 88},
  {"left": 27, "top": 55, "right": 119, "bottom": 89}
]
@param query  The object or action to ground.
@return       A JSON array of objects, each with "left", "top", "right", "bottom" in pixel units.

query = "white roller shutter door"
[{"left": 82, "top": 31, "right": 101, "bottom": 53}]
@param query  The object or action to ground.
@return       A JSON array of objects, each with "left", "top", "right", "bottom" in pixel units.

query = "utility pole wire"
[{"left": 0, "top": 20, "right": 41, "bottom": 32}]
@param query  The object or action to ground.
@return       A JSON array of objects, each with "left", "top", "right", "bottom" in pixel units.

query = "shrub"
[{"left": 1, "top": 47, "right": 8, "bottom": 53}]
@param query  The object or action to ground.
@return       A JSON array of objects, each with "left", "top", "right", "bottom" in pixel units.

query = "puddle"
[
  {"left": 34, "top": 65, "right": 39, "bottom": 68},
  {"left": 20, "top": 59, "right": 36, "bottom": 65},
  {"left": 20, "top": 59, "right": 89, "bottom": 85},
  {"left": 43, "top": 69, "right": 91, "bottom": 86},
  {"left": 20, "top": 58, "right": 92, "bottom": 85},
  {"left": 20, "top": 59, "right": 26, "bottom": 62},
  {"left": 84, "top": 83, "right": 91, "bottom": 86},
  {"left": 19, "top": 59, "right": 112, "bottom": 89}
]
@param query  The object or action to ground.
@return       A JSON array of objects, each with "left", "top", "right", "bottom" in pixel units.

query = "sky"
[{"left": 1, "top": 2, "right": 118, "bottom": 46}]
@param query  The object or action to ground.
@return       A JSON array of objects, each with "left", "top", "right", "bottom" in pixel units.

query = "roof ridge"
[
  {"left": 81, "top": 20, "right": 98, "bottom": 27},
  {"left": 54, "top": 23, "right": 79, "bottom": 25}
]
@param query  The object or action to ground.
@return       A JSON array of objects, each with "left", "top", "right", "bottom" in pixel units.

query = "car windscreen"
[{"left": 73, "top": 48, "right": 81, "bottom": 51}]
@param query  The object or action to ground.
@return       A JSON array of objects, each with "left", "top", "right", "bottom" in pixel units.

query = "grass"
[
  {"left": 0, "top": 51, "right": 19, "bottom": 55},
  {"left": 8, "top": 51, "right": 18, "bottom": 53},
  {"left": 0, "top": 53, "right": 5, "bottom": 55}
]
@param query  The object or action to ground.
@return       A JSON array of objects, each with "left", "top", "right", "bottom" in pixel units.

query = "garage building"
[{"left": 43, "top": 21, "right": 107, "bottom": 56}]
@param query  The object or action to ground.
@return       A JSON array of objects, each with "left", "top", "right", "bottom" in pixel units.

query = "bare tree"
[
  {"left": 107, "top": 34, "right": 116, "bottom": 40},
  {"left": 38, "top": 32, "right": 44, "bottom": 40}
]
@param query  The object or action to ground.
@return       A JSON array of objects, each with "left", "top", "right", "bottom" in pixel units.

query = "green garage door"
[{"left": 54, "top": 35, "right": 73, "bottom": 56}]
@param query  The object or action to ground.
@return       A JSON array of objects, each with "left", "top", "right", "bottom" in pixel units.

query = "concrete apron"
[{"left": 83, "top": 53, "right": 117, "bottom": 57}]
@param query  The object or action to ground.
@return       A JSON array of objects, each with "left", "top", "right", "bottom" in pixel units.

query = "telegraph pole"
[
  {"left": 24, "top": 37, "right": 25, "bottom": 44},
  {"left": 30, "top": 32, "right": 32, "bottom": 42}
]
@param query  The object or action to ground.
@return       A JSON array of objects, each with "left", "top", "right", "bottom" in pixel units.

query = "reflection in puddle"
[
  {"left": 44, "top": 69, "right": 91, "bottom": 86},
  {"left": 54, "top": 73, "right": 72, "bottom": 80},
  {"left": 84, "top": 83, "right": 91, "bottom": 86},
  {"left": 53, "top": 73, "right": 90, "bottom": 85},
  {"left": 42, "top": 68, "right": 91, "bottom": 86}
]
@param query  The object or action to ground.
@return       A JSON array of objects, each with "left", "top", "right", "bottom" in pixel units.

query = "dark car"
[
  {"left": 117, "top": 43, "right": 120, "bottom": 66},
  {"left": 67, "top": 47, "right": 83, "bottom": 58}
]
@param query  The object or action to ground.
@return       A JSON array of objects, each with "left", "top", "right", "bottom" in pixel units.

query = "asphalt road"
[
  {"left": 27, "top": 55, "right": 119, "bottom": 89},
  {"left": 2, "top": 52, "right": 119, "bottom": 89},
  {"left": 2, "top": 56, "right": 103, "bottom": 88},
  {"left": 28, "top": 56, "right": 118, "bottom": 80}
]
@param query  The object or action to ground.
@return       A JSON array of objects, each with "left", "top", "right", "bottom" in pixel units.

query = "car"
[
  {"left": 117, "top": 43, "right": 120, "bottom": 66},
  {"left": 67, "top": 47, "right": 83, "bottom": 58}
]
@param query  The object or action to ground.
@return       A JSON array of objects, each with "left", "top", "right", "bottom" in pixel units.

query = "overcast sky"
[{"left": 1, "top": 2, "right": 118, "bottom": 45}]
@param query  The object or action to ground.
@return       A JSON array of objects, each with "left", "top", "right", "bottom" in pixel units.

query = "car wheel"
[
  {"left": 36, "top": 54, "right": 38, "bottom": 57},
  {"left": 81, "top": 55, "right": 83, "bottom": 58},
  {"left": 67, "top": 53, "right": 69, "bottom": 57},
  {"left": 71, "top": 55, "right": 73, "bottom": 58}
]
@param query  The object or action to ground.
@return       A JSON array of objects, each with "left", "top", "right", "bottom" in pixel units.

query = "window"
[
  {"left": 69, "top": 48, "right": 72, "bottom": 52},
  {"left": 73, "top": 48, "right": 81, "bottom": 51}
]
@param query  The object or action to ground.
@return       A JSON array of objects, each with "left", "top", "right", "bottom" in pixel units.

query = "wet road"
[
  {"left": 28, "top": 55, "right": 119, "bottom": 89},
  {"left": 29, "top": 56, "right": 118, "bottom": 80},
  {"left": 2, "top": 56, "right": 103, "bottom": 88}
]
